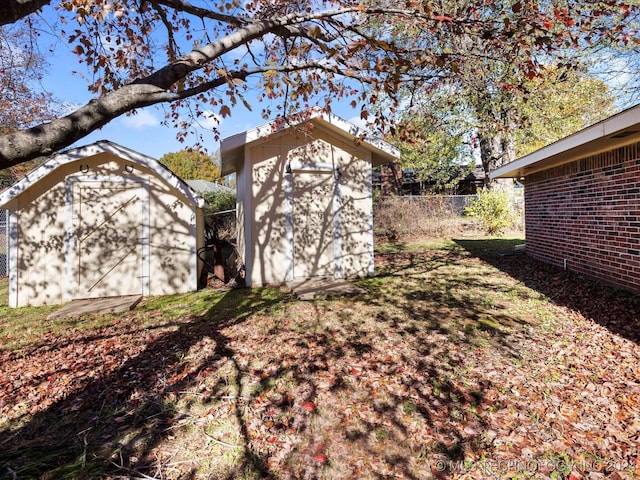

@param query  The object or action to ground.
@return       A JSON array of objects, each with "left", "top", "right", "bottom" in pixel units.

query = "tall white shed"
[{"left": 221, "top": 109, "right": 400, "bottom": 287}]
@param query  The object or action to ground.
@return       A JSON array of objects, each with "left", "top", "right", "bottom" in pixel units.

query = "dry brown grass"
[
  {"left": 373, "top": 195, "right": 524, "bottom": 242},
  {"left": 374, "top": 196, "right": 477, "bottom": 241}
]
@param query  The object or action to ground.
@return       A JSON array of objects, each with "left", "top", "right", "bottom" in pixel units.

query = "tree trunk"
[
  {"left": 501, "top": 107, "right": 518, "bottom": 165},
  {"left": 381, "top": 161, "right": 403, "bottom": 196},
  {"left": 478, "top": 133, "right": 504, "bottom": 188}
]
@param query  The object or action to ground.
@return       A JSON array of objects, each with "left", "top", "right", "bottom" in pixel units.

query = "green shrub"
[
  {"left": 202, "top": 190, "right": 236, "bottom": 214},
  {"left": 464, "top": 189, "right": 515, "bottom": 235},
  {"left": 202, "top": 191, "right": 236, "bottom": 241}
]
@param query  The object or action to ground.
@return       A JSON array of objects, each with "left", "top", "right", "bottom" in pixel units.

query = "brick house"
[{"left": 491, "top": 105, "right": 640, "bottom": 295}]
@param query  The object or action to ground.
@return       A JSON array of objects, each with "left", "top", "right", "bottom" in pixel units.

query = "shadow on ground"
[
  {"left": 5, "top": 238, "right": 635, "bottom": 478},
  {"left": 367, "top": 240, "right": 535, "bottom": 351},
  {"left": 455, "top": 238, "right": 640, "bottom": 344},
  {"left": 0, "top": 273, "right": 498, "bottom": 478},
  {"left": 0, "top": 288, "right": 286, "bottom": 479}
]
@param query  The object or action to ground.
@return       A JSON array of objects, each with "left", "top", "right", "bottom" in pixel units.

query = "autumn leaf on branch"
[{"left": 0, "top": 0, "right": 637, "bottom": 167}]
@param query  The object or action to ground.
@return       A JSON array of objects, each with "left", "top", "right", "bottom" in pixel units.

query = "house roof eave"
[{"left": 490, "top": 104, "right": 640, "bottom": 179}]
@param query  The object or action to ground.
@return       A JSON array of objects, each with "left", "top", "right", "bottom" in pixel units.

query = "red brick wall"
[{"left": 525, "top": 142, "right": 640, "bottom": 295}]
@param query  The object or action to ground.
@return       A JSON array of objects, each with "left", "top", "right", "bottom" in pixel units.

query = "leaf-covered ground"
[{"left": 1, "top": 237, "right": 639, "bottom": 479}]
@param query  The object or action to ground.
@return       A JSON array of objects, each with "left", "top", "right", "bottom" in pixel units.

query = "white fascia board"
[
  {"left": 316, "top": 110, "right": 400, "bottom": 162},
  {"left": 491, "top": 104, "right": 640, "bottom": 179},
  {"left": 0, "top": 146, "right": 97, "bottom": 207},
  {"left": 310, "top": 114, "right": 399, "bottom": 166},
  {"left": 490, "top": 125, "right": 603, "bottom": 179}
]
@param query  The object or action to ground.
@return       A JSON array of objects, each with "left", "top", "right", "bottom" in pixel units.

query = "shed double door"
[
  {"left": 292, "top": 171, "right": 335, "bottom": 278},
  {"left": 72, "top": 181, "right": 145, "bottom": 299}
]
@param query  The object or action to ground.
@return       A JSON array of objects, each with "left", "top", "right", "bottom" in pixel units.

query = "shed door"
[
  {"left": 293, "top": 172, "right": 334, "bottom": 278},
  {"left": 73, "top": 182, "right": 144, "bottom": 299}
]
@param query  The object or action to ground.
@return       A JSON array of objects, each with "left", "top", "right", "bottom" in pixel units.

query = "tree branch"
[
  {"left": 154, "top": 0, "right": 249, "bottom": 26},
  {"left": 0, "top": 0, "right": 50, "bottom": 25},
  {"left": 0, "top": 83, "right": 176, "bottom": 168},
  {"left": 1, "top": 7, "right": 372, "bottom": 166},
  {"left": 2, "top": 1, "right": 616, "bottom": 168}
]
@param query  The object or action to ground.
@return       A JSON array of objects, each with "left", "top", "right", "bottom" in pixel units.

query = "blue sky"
[
  {"left": 40, "top": 38, "right": 365, "bottom": 161},
  {"left": 34, "top": 6, "right": 638, "bottom": 166}
]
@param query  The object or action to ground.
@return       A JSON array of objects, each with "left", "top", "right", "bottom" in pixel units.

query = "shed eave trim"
[
  {"left": 0, "top": 140, "right": 207, "bottom": 209},
  {"left": 219, "top": 109, "right": 399, "bottom": 175}
]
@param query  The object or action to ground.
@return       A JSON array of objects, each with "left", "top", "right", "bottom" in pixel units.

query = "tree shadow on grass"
[
  {"left": 0, "top": 275, "right": 495, "bottom": 479},
  {"left": 0, "top": 247, "right": 510, "bottom": 480},
  {"left": 454, "top": 238, "right": 640, "bottom": 345},
  {"left": 367, "top": 241, "right": 534, "bottom": 358},
  {"left": 0, "top": 287, "right": 285, "bottom": 479},
  {"left": 6, "top": 238, "right": 622, "bottom": 479}
]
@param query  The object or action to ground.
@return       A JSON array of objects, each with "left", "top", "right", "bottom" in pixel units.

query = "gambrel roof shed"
[
  {"left": 0, "top": 141, "right": 207, "bottom": 307},
  {"left": 491, "top": 105, "right": 640, "bottom": 295},
  {"left": 221, "top": 109, "right": 400, "bottom": 287}
]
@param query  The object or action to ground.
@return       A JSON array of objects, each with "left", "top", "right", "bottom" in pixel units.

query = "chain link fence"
[
  {"left": 1, "top": 210, "right": 7, "bottom": 277},
  {"left": 373, "top": 194, "right": 524, "bottom": 241}
]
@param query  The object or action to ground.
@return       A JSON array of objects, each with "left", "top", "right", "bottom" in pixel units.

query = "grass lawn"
[{"left": 1, "top": 236, "right": 639, "bottom": 479}]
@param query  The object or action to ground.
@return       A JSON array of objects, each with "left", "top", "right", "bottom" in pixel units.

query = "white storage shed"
[
  {"left": 221, "top": 109, "right": 400, "bottom": 287},
  {"left": 0, "top": 141, "right": 206, "bottom": 307}
]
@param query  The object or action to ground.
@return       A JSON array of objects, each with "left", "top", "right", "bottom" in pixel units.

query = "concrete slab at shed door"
[
  {"left": 293, "top": 171, "right": 335, "bottom": 278},
  {"left": 72, "top": 181, "right": 145, "bottom": 299}
]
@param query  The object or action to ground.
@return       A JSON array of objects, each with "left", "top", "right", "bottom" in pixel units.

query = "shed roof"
[
  {"left": 185, "top": 179, "right": 234, "bottom": 195},
  {"left": 220, "top": 108, "right": 400, "bottom": 176},
  {"left": 490, "top": 103, "right": 640, "bottom": 179},
  {"left": 0, "top": 140, "right": 207, "bottom": 209}
]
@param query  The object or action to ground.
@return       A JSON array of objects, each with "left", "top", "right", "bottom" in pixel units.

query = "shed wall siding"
[
  {"left": 8, "top": 153, "right": 201, "bottom": 306},
  {"left": 249, "top": 140, "right": 294, "bottom": 286},
  {"left": 16, "top": 171, "right": 69, "bottom": 306},
  {"left": 334, "top": 149, "right": 373, "bottom": 278},
  {"left": 245, "top": 126, "right": 374, "bottom": 286},
  {"left": 525, "top": 142, "right": 640, "bottom": 294},
  {"left": 236, "top": 158, "right": 249, "bottom": 284},
  {"left": 147, "top": 173, "right": 197, "bottom": 296}
]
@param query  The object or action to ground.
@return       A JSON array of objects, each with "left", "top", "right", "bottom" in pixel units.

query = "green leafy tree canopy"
[
  {"left": 388, "top": 88, "right": 475, "bottom": 193},
  {"left": 159, "top": 150, "right": 222, "bottom": 182},
  {"left": 516, "top": 68, "right": 615, "bottom": 157}
]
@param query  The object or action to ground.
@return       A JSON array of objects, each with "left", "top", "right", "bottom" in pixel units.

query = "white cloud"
[
  {"left": 199, "top": 110, "right": 221, "bottom": 130},
  {"left": 347, "top": 114, "right": 369, "bottom": 131},
  {"left": 120, "top": 109, "right": 160, "bottom": 128}
]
